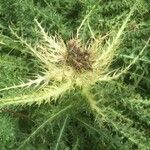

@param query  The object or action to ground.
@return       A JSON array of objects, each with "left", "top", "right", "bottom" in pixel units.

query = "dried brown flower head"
[{"left": 66, "top": 39, "right": 92, "bottom": 72}]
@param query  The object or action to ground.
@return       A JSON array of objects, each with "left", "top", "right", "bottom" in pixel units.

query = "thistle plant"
[
  {"left": 0, "top": 5, "right": 143, "bottom": 105},
  {"left": 0, "top": 3, "right": 150, "bottom": 150}
]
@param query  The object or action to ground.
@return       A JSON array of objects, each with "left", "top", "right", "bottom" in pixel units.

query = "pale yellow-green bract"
[{"left": 1, "top": 3, "right": 148, "bottom": 107}]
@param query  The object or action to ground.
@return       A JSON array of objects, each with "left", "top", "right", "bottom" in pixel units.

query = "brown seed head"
[{"left": 66, "top": 39, "right": 93, "bottom": 72}]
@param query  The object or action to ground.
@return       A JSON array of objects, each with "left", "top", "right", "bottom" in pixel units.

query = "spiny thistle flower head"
[{"left": 32, "top": 18, "right": 120, "bottom": 87}]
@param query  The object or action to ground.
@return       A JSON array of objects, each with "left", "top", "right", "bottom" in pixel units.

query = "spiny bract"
[{"left": 0, "top": 5, "right": 145, "bottom": 106}]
